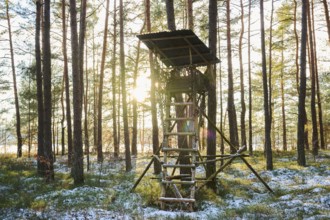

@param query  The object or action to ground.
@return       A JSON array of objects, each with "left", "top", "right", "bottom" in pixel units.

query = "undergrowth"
[{"left": 0, "top": 150, "right": 329, "bottom": 219}]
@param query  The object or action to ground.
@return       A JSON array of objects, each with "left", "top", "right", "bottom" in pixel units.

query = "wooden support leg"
[{"left": 240, "top": 156, "right": 274, "bottom": 193}]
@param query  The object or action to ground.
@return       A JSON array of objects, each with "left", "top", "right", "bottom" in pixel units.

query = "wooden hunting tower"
[
  {"left": 137, "top": 30, "right": 219, "bottom": 210},
  {"left": 132, "top": 30, "right": 272, "bottom": 211}
]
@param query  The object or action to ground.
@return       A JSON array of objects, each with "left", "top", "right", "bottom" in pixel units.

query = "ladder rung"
[
  {"left": 165, "top": 117, "right": 194, "bottom": 121},
  {"left": 162, "top": 147, "right": 197, "bottom": 152},
  {"left": 163, "top": 164, "right": 195, "bottom": 168},
  {"left": 166, "top": 174, "right": 191, "bottom": 179},
  {"left": 162, "top": 180, "right": 195, "bottom": 185},
  {"left": 159, "top": 197, "right": 195, "bottom": 203},
  {"left": 165, "top": 132, "right": 195, "bottom": 136},
  {"left": 167, "top": 102, "right": 194, "bottom": 106}
]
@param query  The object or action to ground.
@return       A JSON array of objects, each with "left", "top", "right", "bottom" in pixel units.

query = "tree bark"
[
  {"left": 248, "top": 0, "right": 253, "bottom": 155},
  {"left": 307, "top": 0, "right": 319, "bottom": 156},
  {"left": 260, "top": 0, "right": 273, "bottom": 170},
  {"left": 62, "top": 0, "right": 73, "bottom": 166},
  {"left": 120, "top": 0, "right": 132, "bottom": 172},
  {"left": 43, "top": 0, "right": 54, "bottom": 181},
  {"left": 297, "top": 0, "right": 308, "bottom": 166},
  {"left": 294, "top": 0, "right": 300, "bottom": 94},
  {"left": 166, "top": 0, "right": 176, "bottom": 31},
  {"left": 112, "top": 0, "right": 119, "bottom": 158},
  {"left": 84, "top": 38, "right": 90, "bottom": 171},
  {"left": 6, "top": 0, "right": 22, "bottom": 158},
  {"left": 79, "top": 0, "right": 87, "bottom": 107},
  {"left": 268, "top": 0, "right": 275, "bottom": 151},
  {"left": 322, "top": 0, "right": 330, "bottom": 42},
  {"left": 218, "top": 20, "right": 224, "bottom": 164},
  {"left": 239, "top": 0, "right": 246, "bottom": 150},
  {"left": 226, "top": 0, "right": 239, "bottom": 154},
  {"left": 97, "top": 0, "right": 110, "bottom": 162},
  {"left": 93, "top": 29, "right": 98, "bottom": 153},
  {"left": 70, "top": 0, "right": 84, "bottom": 184},
  {"left": 281, "top": 31, "right": 287, "bottom": 151},
  {"left": 132, "top": 23, "right": 145, "bottom": 156},
  {"left": 60, "top": 72, "right": 65, "bottom": 156},
  {"left": 311, "top": 1, "right": 325, "bottom": 150},
  {"left": 146, "top": 0, "right": 161, "bottom": 174},
  {"left": 205, "top": 0, "right": 218, "bottom": 190},
  {"left": 35, "top": 0, "right": 45, "bottom": 175},
  {"left": 187, "top": 0, "right": 193, "bottom": 30}
]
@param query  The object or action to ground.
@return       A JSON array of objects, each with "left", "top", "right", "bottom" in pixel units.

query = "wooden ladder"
[{"left": 160, "top": 73, "right": 199, "bottom": 211}]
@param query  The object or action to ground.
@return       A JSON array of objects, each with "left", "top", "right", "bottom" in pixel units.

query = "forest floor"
[{"left": 0, "top": 150, "right": 329, "bottom": 219}]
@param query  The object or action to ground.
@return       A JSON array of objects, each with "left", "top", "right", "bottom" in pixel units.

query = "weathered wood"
[
  {"left": 240, "top": 156, "right": 274, "bottom": 193},
  {"left": 163, "top": 164, "right": 195, "bottom": 168},
  {"left": 196, "top": 156, "right": 236, "bottom": 192}
]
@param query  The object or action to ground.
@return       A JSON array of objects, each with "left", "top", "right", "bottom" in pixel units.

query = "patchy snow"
[{"left": 1, "top": 154, "right": 330, "bottom": 219}]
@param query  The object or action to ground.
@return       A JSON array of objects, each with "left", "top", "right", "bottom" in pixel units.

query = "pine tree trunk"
[
  {"left": 70, "top": 0, "right": 84, "bottom": 184},
  {"left": 112, "top": 0, "right": 119, "bottom": 158},
  {"left": 248, "top": 0, "right": 253, "bottom": 155},
  {"left": 166, "top": 0, "right": 176, "bottom": 31},
  {"left": 79, "top": 0, "right": 87, "bottom": 107},
  {"left": 297, "top": 0, "right": 308, "bottom": 166},
  {"left": 187, "top": 0, "right": 193, "bottom": 30},
  {"left": 294, "top": 0, "right": 300, "bottom": 94},
  {"left": 84, "top": 39, "right": 90, "bottom": 171},
  {"left": 205, "top": 0, "right": 218, "bottom": 190},
  {"left": 322, "top": 0, "right": 330, "bottom": 42},
  {"left": 62, "top": 0, "right": 73, "bottom": 166},
  {"left": 281, "top": 31, "right": 287, "bottom": 151},
  {"left": 132, "top": 24, "right": 144, "bottom": 156},
  {"left": 239, "top": 0, "right": 246, "bottom": 150},
  {"left": 147, "top": 0, "right": 161, "bottom": 174},
  {"left": 311, "top": 1, "right": 325, "bottom": 150},
  {"left": 307, "top": 0, "right": 319, "bottom": 156},
  {"left": 28, "top": 75, "right": 32, "bottom": 158},
  {"left": 97, "top": 0, "right": 110, "bottom": 162},
  {"left": 226, "top": 0, "right": 239, "bottom": 154},
  {"left": 35, "top": 0, "right": 45, "bottom": 175},
  {"left": 61, "top": 72, "right": 65, "bottom": 156},
  {"left": 260, "top": 0, "right": 273, "bottom": 170},
  {"left": 120, "top": 0, "right": 132, "bottom": 172},
  {"left": 6, "top": 0, "right": 22, "bottom": 158},
  {"left": 218, "top": 21, "right": 224, "bottom": 164},
  {"left": 93, "top": 29, "right": 98, "bottom": 153},
  {"left": 43, "top": 0, "right": 54, "bottom": 181},
  {"left": 268, "top": 0, "right": 275, "bottom": 151}
]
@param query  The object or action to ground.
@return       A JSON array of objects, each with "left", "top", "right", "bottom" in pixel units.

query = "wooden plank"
[
  {"left": 240, "top": 156, "right": 274, "bottom": 193},
  {"left": 163, "top": 164, "right": 195, "bottom": 168}
]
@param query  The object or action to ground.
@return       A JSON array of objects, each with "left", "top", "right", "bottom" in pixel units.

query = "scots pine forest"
[{"left": 0, "top": 0, "right": 330, "bottom": 219}]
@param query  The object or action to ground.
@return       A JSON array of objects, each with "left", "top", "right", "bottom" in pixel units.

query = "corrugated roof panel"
[{"left": 137, "top": 30, "right": 219, "bottom": 67}]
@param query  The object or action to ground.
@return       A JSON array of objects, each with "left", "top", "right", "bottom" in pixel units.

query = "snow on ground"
[{"left": 1, "top": 154, "right": 330, "bottom": 219}]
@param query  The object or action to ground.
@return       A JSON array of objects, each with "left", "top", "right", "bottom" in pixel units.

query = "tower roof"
[{"left": 137, "top": 30, "right": 219, "bottom": 67}]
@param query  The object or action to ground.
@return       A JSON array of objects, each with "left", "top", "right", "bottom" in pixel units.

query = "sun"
[{"left": 133, "top": 75, "right": 150, "bottom": 102}]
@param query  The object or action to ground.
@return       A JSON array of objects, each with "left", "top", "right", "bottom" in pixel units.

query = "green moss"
[{"left": 31, "top": 199, "right": 47, "bottom": 211}]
